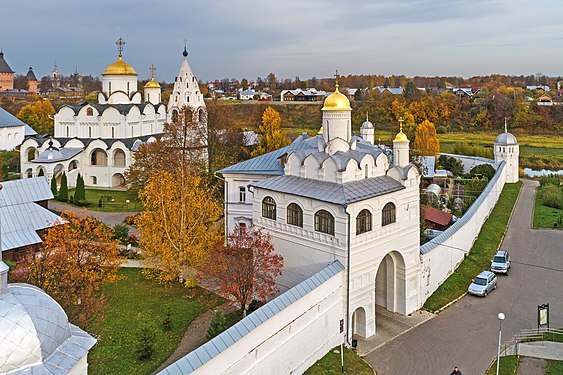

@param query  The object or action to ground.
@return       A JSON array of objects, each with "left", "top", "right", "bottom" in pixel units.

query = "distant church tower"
[
  {"left": 144, "top": 64, "right": 161, "bottom": 105},
  {"left": 360, "top": 112, "right": 374, "bottom": 145},
  {"left": 52, "top": 64, "right": 60, "bottom": 89},
  {"left": 494, "top": 119, "right": 519, "bottom": 183},
  {"left": 0, "top": 51, "right": 15, "bottom": 91},
  {"left": 167, "top": 42, "right": 206, "bottom": 122}
]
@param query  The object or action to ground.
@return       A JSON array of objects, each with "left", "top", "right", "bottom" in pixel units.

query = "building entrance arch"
[
  {"left": 351, "top": 307, "right": 367, "bottom": 338},
  {"left": 374, "top": 251, "right": 407, "bottom": 332}
]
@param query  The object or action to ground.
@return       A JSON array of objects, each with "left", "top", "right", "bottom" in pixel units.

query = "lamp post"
[{"left": 496, "top": 312, "right": 505, "bottom": 375}]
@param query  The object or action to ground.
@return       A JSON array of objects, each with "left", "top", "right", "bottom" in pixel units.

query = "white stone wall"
[
  {"left": 420, "top": 162, "right": 507, "bottom": 299},
  {"left": 0, "top": 125, "right": 24, "bottom": 150},
  {"left": 187, "top": 269, "right": 344, "bottom": 375}
]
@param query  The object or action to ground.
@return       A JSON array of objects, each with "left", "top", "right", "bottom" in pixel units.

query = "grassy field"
[
  {"left": 547, "top": 360, "right": 563, "bottom": 374},
  {"left": 486, "top": 355, "right": 519, "bottom": 375},
  {"left": 533, "top": 185, "right": 563, "bottom": 229},
  {"left": 66, "top": 188, "right": 142, "bottom": 212},
  {"left": 423, "top": 182, "right": 522, "bottom": 312},
  {"left": 88, "top": 268, "right": 222, "bottom": 375},
  {"left": 303, "top": 346, "right": 374, "bottom": 375}
]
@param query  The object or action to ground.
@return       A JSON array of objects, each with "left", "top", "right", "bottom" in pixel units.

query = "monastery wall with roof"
[
  {"left": 158, "top": 262, "right": 344, "bottom": 375},
  {"left": 420, "top": 160, "right": 507, "bottom": 298}
]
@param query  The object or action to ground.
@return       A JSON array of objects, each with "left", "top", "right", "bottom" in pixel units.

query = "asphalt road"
[{"left": 365, "top": 179, "right": 563, "bottom": 374}]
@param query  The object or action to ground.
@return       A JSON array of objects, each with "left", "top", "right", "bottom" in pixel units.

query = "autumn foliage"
[
  {"left": 137, "top": 169, "right": 222, "bottom": 286},
  {"left": 202, "top": 226, "right": 283, "bottom": 316},
  {"left": 11, "top": 211, "right": 122, "bottom": 327},
  {"left": 414, "top": 119, "right": 440, "bottom": 158},
  {"left": 16, "top": 99, "right": 55, "bottom": 135},
  {"left": 251, "top": 106, "right": 291, "bottom": 157}
]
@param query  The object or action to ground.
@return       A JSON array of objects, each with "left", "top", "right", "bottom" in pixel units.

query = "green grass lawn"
[
  {"left": 547, "top": 360, "right": 563, "bottom": 375},
  {"left": 66, "top": 188, "right": 143, "bottom": 212},
  {"left": 88, "top": 268, "right": 222, "bottom": 375},
  {"left": 304, "top": 346, "right": 374, "bottom": 375},
  {"left": 424, "top": 182, "right": 522, "bottom": 312},
  {"left": 486, "top": 355, "right": 519, "bottom": 375},
  {"left": 533, "top": 186, "right": 563, "bottom": 229}
]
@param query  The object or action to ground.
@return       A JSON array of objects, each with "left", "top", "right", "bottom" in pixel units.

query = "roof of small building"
[
  {"left": 61, "top": 101, "right": 155, "bottom": 116},
  {"left": 0, "top": 283, "right": 96, "bottom": 374},
  {"left": 33, "top": 147, "right": 83, "bottom": 163},
  {"left": 0, "top": 177, "right": 62, "bottom": 251},
  {"left": 253, "top": 174, "right": 404, "bottom": 205},
  {"left": 0, "top": 52, "right": 14, "bottom": 73},
  {"left": 422, "top": 206, "right": 452, "bottom": 226},
  {"left": 157, "top": 261, "right": 344, "bottom": 375},
  {"left": 495, "top": 131, "right": 517, "bottom": 145},
  {"left": 0, "top": 107, "right": 38, "bottom": 137}
]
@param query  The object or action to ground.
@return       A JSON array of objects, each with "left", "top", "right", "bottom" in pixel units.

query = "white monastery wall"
[
  {"left": 161, "top": 263, "right": 344, "bottom": 375},
  {"left": 0, "top": 125, "right": 24, "bottom": 150},
  {"left": 420, "top": 161, "right": 507, "bottom": 299}
]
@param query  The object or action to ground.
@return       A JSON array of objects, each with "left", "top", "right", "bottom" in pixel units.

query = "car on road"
[
  {"left": 490, "top": 250, "right": 511, "bottom": 275},
  {"left": 468, "top": 270, "right": 497, "bottom": 297}
]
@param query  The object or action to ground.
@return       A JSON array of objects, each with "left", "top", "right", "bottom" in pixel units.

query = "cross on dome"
[
  {"left": 334, "top": 70, "right": 340, "bottom": 89},
  {"left": 504, "top": 117, "right": 508, "bottom": 133},
  {"left": 398, "top": 117, "right": 404, "bottom": 133},
  {"left": 116, "top": 37, "right": 126, "bottom": 58},
  {"left": 150, "top": 64, "right": 156, "bottom": 79}
]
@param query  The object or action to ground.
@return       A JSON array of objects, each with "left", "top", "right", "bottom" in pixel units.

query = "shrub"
[
  {"left": 469, "top": 164, "right": 496, "bottom": 180},
  {"left": 124, "top": 214, "right": 140, "bottom": 226},
  {"left": 162, "top": 308, "right": 172, "bottom": 331},
  {"left": 539, "top": 185, "right": 563, "bottom": 209},
  {"left": 135, "top": 323, "right": 157, "bottom": 361},
  {"left": 51, "top": 176, "right": 58, "bottom": 197},
  {"left": 539, "top": 174, "right": 563, "bottom": 187},
  {"left": 207, "top": 310, "right": 228, "bottom": 340},
  {"left": 113, "top": 223, "right": 129, "bottom": 242},
  {"left": 58, "top": 172, "right": 68, "bottom": 202},
  {"left": 436, "top": 125, "right": 447, "bottom": 134}
]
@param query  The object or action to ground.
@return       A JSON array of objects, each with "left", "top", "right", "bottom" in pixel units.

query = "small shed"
[{"left": 422, "top": 206, "right": 453, "bottom": 231}]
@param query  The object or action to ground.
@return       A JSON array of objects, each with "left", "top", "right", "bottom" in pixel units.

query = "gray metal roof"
[
  {"left": 218, "top": 134, "right": 318, "bottom": 175},
  {"left": 0, "top": 284, "right": 96, "bottom": 374},
  {"left": 0, "top": 107, "right": 26, "bottom": 128},
  {"left": 421, "top": 161, "right": 505, "bottom": 255},
  {"left": 158, "top": 260, "right": 344, "bottom": 375},
  {"left": 0, "top": 177, "right": 61, "bottom": 251},
  {"left": 252, "top": 175, "right": 405, "bottom": 205},
  {"left": 33, "top": 148, "right": 83, "bottom": 163}
]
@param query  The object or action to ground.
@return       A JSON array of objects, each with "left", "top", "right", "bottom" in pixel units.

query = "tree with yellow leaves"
[
  {"left": 413, "top": 120, "right": 440, "bottom": 158},
  {"left": 137, "top": 169, "right": 222, "bottom": 287},
  {"left": 17, "top": 99, "right": 55, "bottom": 135},
  {"left": 251, "top": 106, "right": 290, "bottom": 157},
  {"left": 11, "top": 211, "right": 122, "bottom": 328}
]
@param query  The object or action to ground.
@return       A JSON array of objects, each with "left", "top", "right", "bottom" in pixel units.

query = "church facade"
[
  {"left": 20, "top": 39, "right": 206, "bottom": 189},
  {"left": 219, "top": 84, "right": 422, "bottom": 338}
]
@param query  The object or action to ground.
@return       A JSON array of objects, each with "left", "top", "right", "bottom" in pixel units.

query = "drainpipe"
[
  {"left": 213, "top": 172, "right": 228, "bottom": 242},
  {"left": 343, "top": 203, "right": 351, "bottom": 346}
]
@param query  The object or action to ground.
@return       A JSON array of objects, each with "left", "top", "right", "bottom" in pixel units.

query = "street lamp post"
[{"left": 496, "top": 312, "right": 505, "bottom": 375}]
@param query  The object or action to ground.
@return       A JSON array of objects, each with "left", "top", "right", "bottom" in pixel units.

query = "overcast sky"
[{"left": 2, "top": 0, "right": 562, "bottom": 83}]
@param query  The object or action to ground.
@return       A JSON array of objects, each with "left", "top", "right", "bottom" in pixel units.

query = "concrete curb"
[{"left": 434, "top": 292, "right": 468, "bottom": 314}]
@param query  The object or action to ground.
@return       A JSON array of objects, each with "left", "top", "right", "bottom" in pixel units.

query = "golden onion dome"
[
  {"left": 322, "top": 86, "right": 351, "bottom": 111},
  {"left": 394, "top": 131, "right": 409, "bottom": 143},
  {"left": 144, "top": 78, "right": 161, "bottom": 89},
  {"left": 317, "top": 126, "right": 323, "bottom": 135},
  {"left": 102, "top": 57, "right": 137, "bottom": 76}
]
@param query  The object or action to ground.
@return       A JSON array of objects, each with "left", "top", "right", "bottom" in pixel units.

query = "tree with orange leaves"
[
  {"left": 413, "top": 119, "right": 440, "bottom": 158},
  {"left": 202, "top": 226, "right": 283, "bottom": 317},
  {"left": 11, "top": 211, "right": 122, "bottom": 328}
]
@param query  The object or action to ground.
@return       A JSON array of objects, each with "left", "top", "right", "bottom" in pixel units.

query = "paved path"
[
  {"left": 48, "top": 199, "right": 139, "bottom": 231},
  {"left": 365, "top": 179, "right": 563, "bottom": 374}
]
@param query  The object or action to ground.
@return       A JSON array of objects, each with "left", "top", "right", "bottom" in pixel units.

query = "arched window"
[
  {"left": 91, "top": 176, "right": 97, "bottom": 185},
  {"left": 287, "top": 203, "right": 303, "bottom": 227},
  {"left": 91, "top": 149, "right": 108, "bottom": 166},
  {"left": 127, "top": 82, "right": 130, "bottom": 94},
  {"left": 66, "top": 126, "right": 69, "bottom": 137},
  {"left": 113, "top": 149, "right": 126, "bottom": 167},
  {"left": 172, "top": 110, "right": 178, "bottom": 123},
  {"left": 109, "top": 82, "right": 112, "bottom": 94},
  {"left": 261, "top": 196, "right": 276, "bottom": 220},
  {"left": 27, "top": 148, "right": 36, "bottom": 162},
  {"left": 382, "top": 202, "right": 396, "bottom": 226},
  {"left": 315, "top": 210, "right": 334, "bottom": 235},
  {"left": 86, "top": 108, "right": 93, "bottom": 116},
  {"left": 356, "top": 209, "right": 372, "bottom": 234},
  {"left": 239, "top": 223, "right": 247, "bottom": 235},
  {"left": 365, "top": 164, "right": 369, "bottom": 178}
]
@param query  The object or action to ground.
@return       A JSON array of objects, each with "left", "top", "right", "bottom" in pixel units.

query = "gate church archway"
[{"left": 375, "top": 251, "right": 406, "bottom": 314}]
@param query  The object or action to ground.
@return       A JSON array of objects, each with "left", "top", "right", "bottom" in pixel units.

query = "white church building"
[
  {"left": 219, "top": 83, "right": 422, "bottom": 339},
  {"left": 20, "top": 39, "right": 206, "bottom": 189}
]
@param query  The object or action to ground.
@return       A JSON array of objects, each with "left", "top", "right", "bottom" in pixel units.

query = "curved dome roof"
[
  {"left": 102, "top": 56, "right": 137, "bottom": 76},
  {"left": 45, "top": 148, "right": 64, "bottom": 161},
  {"left": 394, "top": 131, "right": 409, "bottom": 143},
  {"left": 144, "top": 78, "right": 161, "bottom": 89},
  {"left": 0, "top": 284, "right": 72, "bottom": 373},
  {"left": 322, "top": 87, "right": 351, "bottom": 111},
  {"left": 495, "top": 131, "right": 517, "bottom": 145},
  {"left": 361, "top": 119, "right": 374, "bottom": 129}
]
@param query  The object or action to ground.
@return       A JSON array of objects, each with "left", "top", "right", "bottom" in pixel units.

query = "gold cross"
[
  {"left": 334, "top": 70, "right": 339, "bottom": 89},
  {"left": 116, "top": 37, "right": 126, "bottom": 57},
  {"left": 150, "top": 64, "right": 156, "bottom": 79},
  {"left": 398, "top": 117, "right": 404, "bottom": 133}
]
